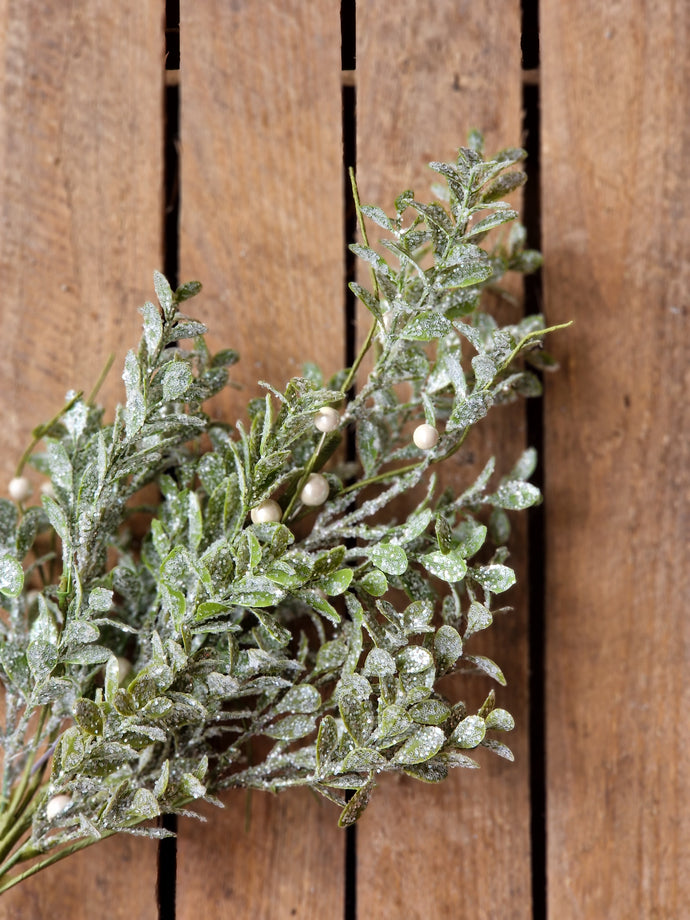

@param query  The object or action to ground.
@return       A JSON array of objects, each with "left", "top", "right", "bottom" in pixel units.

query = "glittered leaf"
[
  {"left": 421, "top": 549, "right": 467, "bottom": 583},
  {"left": 434, "top": 625, "right": 463, "bottom": 672},
  {"left": 485, "top": 708, "right": 515, "bottom": 731},
  {"left": 369, "top": 543, "right": 407, "bottom": 576},
  {"left": 393, "top": 725, "right": 445, "bottom": 765},
  {"left": 338, "top": 778, "right": 375, "bottom": 827},
  {"left": 450, "top": 715, "right": 486, "bottom": 748},
  {"left": 0, "top": 553, "right": 23, "bottom": 597},
  {"left": 472, "top": 564, "right": 516, "bottom": 593},
  {"left": 465, "top": 654, "right": 506, "bottom": 686}
]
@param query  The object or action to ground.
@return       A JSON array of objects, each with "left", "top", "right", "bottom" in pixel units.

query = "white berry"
[
  {"left": 314, "top": 406, "right": 340, "bottom": 433},
  {"left": 413, "top": 423, "right": 440, "bottom": 450},
  {"left": 46, "top": 794, "right": 72, "bottom": 821},
  {"left": 382, "top": 311, "right": 394, "bottom": 332},
  {"left": 8, "top": 476, "right": 32, "bottom": 502},
  {"left": 300, "top": 473, "right": 330, "bottom": 507},
  {"left": 250, "top": 499, "right": 282, "bottom": 524}
]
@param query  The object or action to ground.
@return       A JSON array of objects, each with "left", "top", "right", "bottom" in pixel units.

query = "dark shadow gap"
[
  {"left": 158, "top": 4, "right": 180, "bottom": 920},
  {"left": 341, "top": 7, "right": 358, "bottom": 920},
  {"left": 521, "top": 1, "right": 546, "bottom": 915}
]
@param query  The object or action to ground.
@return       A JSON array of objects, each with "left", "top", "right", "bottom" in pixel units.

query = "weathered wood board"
[
  {"left": 542, "top": 1, "right": 690, "bottom": 917},
  {"left": 355, "top": 3, "right": 533, "bottom": 918},
  {"left": 0, "top": 1, "right": 164, "bottom": 917},
  {"left": 176, "top": 4, "right": 346, "bottom": 918}
]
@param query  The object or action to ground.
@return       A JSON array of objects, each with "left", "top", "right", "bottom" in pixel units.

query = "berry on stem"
[
  {"left": 314, "top": 406, "right": 340, "bottom": 433},
  {"left": 300, "top": 473, "right": 329, "bottom": 506},
  {"left": 413, "top": 423, "right": 439, "bottom": 450},
  {"left": 250, "top": 499, "right": 282, "bottom": 524},
  {"left": 8, "top": 476, "right": 32, "bottom": 502},
  {"left": 46, "top": 795, "right": 72, "bottom": 821}
]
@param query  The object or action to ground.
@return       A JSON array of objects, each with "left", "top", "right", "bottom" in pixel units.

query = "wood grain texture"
[
  {"left": 176, "top": 4, "right": 345, "bottom": 918},
  {"left": 0, "top": 0, "right": 164, "bottom": 916},
  {"left": 542, "top": 2, "right": 690, "bottom": 917},
  {"left": 356, "top": 3, "right": 532, "bottom": 918}
]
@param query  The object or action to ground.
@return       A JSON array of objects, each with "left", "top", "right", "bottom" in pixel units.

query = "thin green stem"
[
  {"left": 15, "top": 393, "right": 83, "bottom": 477},
  {"left": 87, "top": 351, "right": 115, "bottom": 406},
  {"left": 341, "top": 167, "right": 380, "bottom": 396}
]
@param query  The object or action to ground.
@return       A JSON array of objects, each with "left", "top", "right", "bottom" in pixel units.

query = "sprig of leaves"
[{"left": 0, "top": 136, "right": 566, "bottom": 893}]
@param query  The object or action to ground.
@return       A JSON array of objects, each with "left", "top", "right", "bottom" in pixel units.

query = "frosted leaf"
[
  {"left": 153, "top": 270, "right": 175, "bottom": 321},
  {"left": 448, "top": 390, "right": 493, "bottom": 431},
  {"left": 408, "top": 699, "right": 451, "bottom": 726},
  {"left": 319, "top": 568, "right": 353, "bottom": 596},
  {"left": 434, "top": 626, "right": 463, "bottom": 672},
  {"left": 161, "top": 361, "right": 193, "bottom": 402},
  {"left": 368, "top": 543, "right": 408, "bottom": 576},
  {"left": 465, "top": 654, "right": 506, "bottom": 686},
  {"left": 336, "top": 674, "right": 375, "bottom": 745},
  {"left": 471, "top": 353, "right": 496, "bottom": 388},
  {"left": 454, "top": 520, "right": 487, "bottom": 559},
  {"left": 464, "top": 601, "right": 492, "bottom": 638},
  {"left": 472, "top": 564, "right": 516, "bottom": 593},
  {"left": 153, "top": 760, "right": 170, "bottom": 799},
  {"left": 393, "top": 725, "right": 445, "bottom": 765},
  {"left": 62, "top": 399, "right": 89, "bottom": 441},
  {"left": 490, "top": 480, "right": 541, "bottom": 510},
  {"left": 450, "top": 715, "right": 486, "bottom": 749},
  {"left": 397, "top": 646, "right": 434, "bottom": 674},
  {"left": 402, "top": 311, "right": 453, "bottom": 341},
  {"left": 122, "top": 350, "right": 145, "bottom": 437},
  {"left": 401, "top": 600, "right": 434, "bottom": 634},
  {"left": 27, "top": 639, "right": 57, "bottom": 683},
  {"left": 265, "top": 714, "right": 317, "bottom": 741},
  {"left": 509, "top": 446, "right": 538, "bottom": 481},
  {"left": 140, "top": 301, "right": 163, "bottom": 355},
  {"left": 485, "top": 708, "right": 515, "bottom": 731},
  {"left": 378, "top": 704, "right": 413, "bottom": 741},
  {"left": 421, "top": 548, "right": 467, "bottom": 583},
  {"left": 0, "top": 553, "right": 24, "bottom": 597},
  {"left": 360, "top": 569, "right": 388, "bottom": 597},
  {"left": 275, "top": 684, "right": 321, "bottom": 715},
  {"left": 481, "top": 738, "right": 515, "bottom": 761},
  {"left": 338, "top": 779, "right": 375, "bottom": 827},
  {"left": 342, "top": 746, "right": 387, "bottom": 772},
  {"left": 131, "top": 788, "right": 161, "bottom": 820},
  {"left": 88, "top": 587, "right": 113, "bottom": 612},
  {"left": 362, "top": 648, "right": 396, "bottom": 679}
]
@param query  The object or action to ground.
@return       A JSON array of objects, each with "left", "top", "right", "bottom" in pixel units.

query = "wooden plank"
[
  {"left": 356, "top": 3, "right": 532, "bottom": 918},
  {"left": 0, "top": 1, "right": 164, "bottom": 916},
  {"left": 176, "top": 4, "right": 345, "bottom": 918},
  {"left": 542, "top": 2, "right": 690, "bottom": 917}
]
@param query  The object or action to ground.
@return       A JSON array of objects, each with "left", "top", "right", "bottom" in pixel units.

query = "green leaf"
[
  {"left": 465, "top": 209, "right": 518, "bottom": 238},
  {"left": 362, "top": 648, "right": 396, "bottom": 679},
  {"left": 360, "top": 569, "right": 388, "bottom": 597},
  {"left": 88, "top": 587, "right": 113, "bottom": 612},
  {"left": 408, "top": 699, "right": 451, "bottom": 725},
  {"left": 434, "top": 625, "right": 463, "bottom": 672},
  {"left": 420, "top": 549, "right": 467, "bottom": 583},
  {"left": 393, "top": 725, "right": 445, "bottom": 765},
  {"left": 319, "top": 568, "right": 353, "bottom": 596},
  {"left": 342, "top": 747, "right": 387, "bottom": 772},
  {"left": 368, "top": 543, "right": 407, "bottom": 576},
  {"left": 123, "top": 350, "right": 146, "bottom": 437},
  {"left": 338, "top": 778, "right": 375, "bottom": 827},
  {"left": 464, "top": 601, "right": 492, "bottom": 638},
  {"left": 265, "top": 714, "right": 317, "bottom": 741},
  {"left": 161, "top": 360, "right": 193, "bottom": 402},
  {"left": 472, "top": 564, "right": 516, "bottom": 593},
  {"left": 74, "top": 697, "right": 103, "bottom": 735},
  {"left": 27, "top": 639, "right": 57, "bottom": 683},
  {"left": 402, "top": 311, "right": 452, "bottom": 341},
  {"left": 0, "top": 553, "right": 23, "bottom": 597},
  {"left": 396, "top": 646, "right": 433, "bottom": 674},
  {"left": 481, "top": 738, "right": 515, "bottom": 761},
  {"left": 349, "top": 282, "right": 382, "bottom": 321},
  {"left": 336, "top": 674, "right": 374, "bottom": 744},
  {"left": 450, "top": 715, "right": 486, "bottom": 748},
  {"left": 465, "top": 654, "right": 506, "bottom": 686},
  {"left": 140, "top": 301, "right": 163, "bottom": 355},
  {"left": 153, "top": 271, "right": 175, "bottom": 321},
  {"left": 489, "top": 480, "right": 541, "bottom": 510},
  {"left": 485, "top": 708, "right": 515, "bottom": 731},
  {"left": 316, "top": 715, "right": 339, "bottom": 772},
  {"left": 481, "top": 170, "right": 527, "bottom": 203},
  {"left": 275, "top": 684, "right": 321, "bottom": 715}
]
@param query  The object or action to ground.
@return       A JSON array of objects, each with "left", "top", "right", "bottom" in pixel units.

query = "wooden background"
[{"left": 0, "top": 1, "right": 688, "bottom": 918}]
